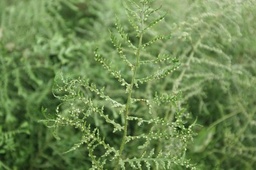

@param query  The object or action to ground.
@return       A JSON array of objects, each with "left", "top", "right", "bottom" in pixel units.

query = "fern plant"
[{"left": 47, "top": 0, "right": 195, "bottom": 169}]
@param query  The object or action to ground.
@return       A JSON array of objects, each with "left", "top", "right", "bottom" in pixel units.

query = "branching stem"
[{"left": 114, "top": 3, "right": 145, "bottom": 169}]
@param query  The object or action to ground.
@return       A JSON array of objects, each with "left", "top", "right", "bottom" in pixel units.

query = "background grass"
[{"left": 0, "top": 0, "right": 255, "bottom": 169}]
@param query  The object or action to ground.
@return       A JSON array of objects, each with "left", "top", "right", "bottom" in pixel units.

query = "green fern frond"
[{"left": 49, "top": 0, "right": 195, "bottom": 169}]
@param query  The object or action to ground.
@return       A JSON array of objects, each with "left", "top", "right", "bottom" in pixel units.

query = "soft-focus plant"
[{"left": 47, "top": 0, "right": 195, "bottom": 169}]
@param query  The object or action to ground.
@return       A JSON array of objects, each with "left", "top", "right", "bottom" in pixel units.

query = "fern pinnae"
[
  {"left": 49, "top": 0, "right": 195, "bottom": 169},
  {"left": 124, "top": 6, "right": 139, "bottom": 36},
  {"left": 83, "top": 81, "right": 125, "bottom": 108},
  {"left": 94, "top": 49, "right": 128, "bottom": 87},
  {"left": 110, "top": 29, "right": 133, "bottom": 68},
  {"left": 142, "top": 13, "right": 166, "bottom": 33},
  {"left": 137, "top": 61, "right": 180, "bottom": 84},
  {"left": 142, "top": 35, "right": 164, "bottom": 49},
  {"left": 114, "top": 16, "right": 136, "bottom": 50},
  {"left": 139, "top": 53, "right": 173, "bottom": 65}
]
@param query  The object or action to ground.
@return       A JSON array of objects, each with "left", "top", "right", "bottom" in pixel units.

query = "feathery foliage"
[
  {"left": 0, "top": 0, "right": 98, "bottom": 169},
  {"left": 1, "top": 0, "right": 256, "bottom": 169},
  {"left": 156, "top": 0, "right": 256, "bottom": 169},
  {"left": 47, "top": 0, "right": 195, "bottom": 169}
]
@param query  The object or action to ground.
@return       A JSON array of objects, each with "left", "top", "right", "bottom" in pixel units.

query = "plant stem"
[{"left": 114, "top": 5, "right": 145, "bottom": 170}]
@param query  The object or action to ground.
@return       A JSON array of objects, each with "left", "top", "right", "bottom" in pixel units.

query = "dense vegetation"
[{"left": 0, "top": 0, "right": 255, "bottom": 169}]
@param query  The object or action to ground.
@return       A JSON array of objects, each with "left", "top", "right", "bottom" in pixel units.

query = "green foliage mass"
[{"left": 0, "top": 0, "right": 255, "bottom": 169}]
